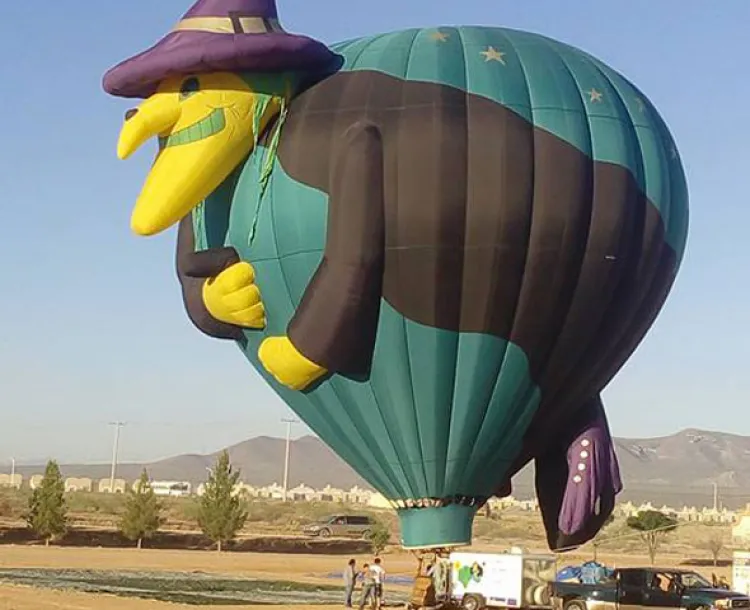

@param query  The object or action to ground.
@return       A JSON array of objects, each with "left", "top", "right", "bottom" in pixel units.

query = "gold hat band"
[{"left": 173, "top": 16, "right": 283, "bottom": 35}]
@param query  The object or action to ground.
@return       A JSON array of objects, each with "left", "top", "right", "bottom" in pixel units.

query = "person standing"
[
  {"left": 359, "top": 563, "right": 375, "bottom": 610},
  {"left": 344, "top": 558, "right": 359, "bottom": 608},
  {"left": 370, "top": 557, "right": 386, "bottom": 609}
]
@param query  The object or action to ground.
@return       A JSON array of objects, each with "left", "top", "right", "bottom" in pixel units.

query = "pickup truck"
[{"left": 552, "top": 567, "right": 750, "bottom": 610}]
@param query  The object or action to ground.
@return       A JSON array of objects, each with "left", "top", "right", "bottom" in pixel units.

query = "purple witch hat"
[{"left": 103, "top": 0, "right": 336, "bottom": 99}]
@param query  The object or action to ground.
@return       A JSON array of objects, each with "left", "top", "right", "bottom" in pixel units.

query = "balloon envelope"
[{"left": 193, "top": 25, "right": 688, "bottom": 549}]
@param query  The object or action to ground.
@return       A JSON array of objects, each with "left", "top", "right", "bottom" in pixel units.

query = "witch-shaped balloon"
[{"left": 104, "top": 0, "right": 688, "bottom": 550}]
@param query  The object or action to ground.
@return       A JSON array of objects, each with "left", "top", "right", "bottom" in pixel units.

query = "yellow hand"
[
  {"left": 202, "top": 261, "right": 265, "bottom": 329},
  {"left": 258, "top": 336, "right": 328, "bottom": 391}
]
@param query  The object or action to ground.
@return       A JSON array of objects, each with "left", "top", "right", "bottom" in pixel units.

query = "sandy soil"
[{"left": 0, "top": 584, "right": 340, "bottom": 610}]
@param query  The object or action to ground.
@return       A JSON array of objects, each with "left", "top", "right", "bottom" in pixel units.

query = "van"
[{"left": 301, "top": 514, "right": 374, "bottom": 539}]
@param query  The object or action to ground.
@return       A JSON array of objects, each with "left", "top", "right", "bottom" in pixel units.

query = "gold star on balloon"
[
  {"left": 587, "top": 88, "right": 603, "bottom": 103},
  {"left": 430, "top": 31, "right": 449, "bottom": 42},
  {"left": 481, "top": 46, "right": 506, "bottom": 64}
]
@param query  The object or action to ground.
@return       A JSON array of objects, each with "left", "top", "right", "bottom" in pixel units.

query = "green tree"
[
  {"left": 366, "top": 519, "right": 391, "bottom": 554},
  {"left": 197, "top": 451, "right": 248, "bottom": 551},
  {"left": 626, "top": 510, "right": 678, "bottom": 564},
  {"left": 25, "top": 460, "right": 67, "bottom": 546},
  {"left": 119, "top": 469, "right": 164, "bottom": 549}
]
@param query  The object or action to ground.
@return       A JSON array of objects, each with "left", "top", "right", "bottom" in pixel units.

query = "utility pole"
[
  {"left": 281, "top": 418, "right": 299, "bottom": 501},
  {"left": 108, "top": 422, "right": 126, "bottom": 493}
]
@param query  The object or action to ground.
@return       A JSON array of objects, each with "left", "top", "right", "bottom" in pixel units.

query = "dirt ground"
[
  {"left": 0, "top": 545, "right": 733, "bottom": 610},
  {"left": 0, "top": 584, "right": 341, "bottom": 610}
]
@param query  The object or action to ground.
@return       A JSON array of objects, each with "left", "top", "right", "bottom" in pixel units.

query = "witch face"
[
  {"left": 116, "top": 72, "right": 276, "bottom": 236},
  {"left": 102, "top": 0, "right": 336, "bottom": 237}
]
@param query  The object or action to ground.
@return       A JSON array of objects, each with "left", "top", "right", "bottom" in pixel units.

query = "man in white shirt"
[{"left": 370, "top": 557, "right": 386, "bottom": 609}]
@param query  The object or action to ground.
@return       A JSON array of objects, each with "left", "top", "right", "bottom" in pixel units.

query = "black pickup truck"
[{"left": 552, "top": 567, "right": 750, "bottom": 610}]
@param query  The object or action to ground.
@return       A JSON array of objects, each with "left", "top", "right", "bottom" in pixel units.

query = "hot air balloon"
[{"left": 103, "top": 0, "right": 688, "bottom": 551}]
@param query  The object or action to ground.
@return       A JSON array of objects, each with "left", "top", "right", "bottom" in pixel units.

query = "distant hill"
[{"left": 13, "top": 429, "right": 750, "bottom": 510}]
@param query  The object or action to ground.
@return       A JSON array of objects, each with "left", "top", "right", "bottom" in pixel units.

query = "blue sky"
[{"left": 0, "top": 1, "right": 747, "bottom": 465}]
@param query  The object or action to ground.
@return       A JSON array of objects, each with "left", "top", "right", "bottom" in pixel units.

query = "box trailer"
[
  {"left": 423, "top": 550, "right": 556, "bottom": 610},
  {"left": 733, "top": 551, "right": 750, "bottom": 595}
]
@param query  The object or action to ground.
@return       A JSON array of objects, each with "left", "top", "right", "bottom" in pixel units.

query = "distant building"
[
  {"left": 256, "top": 483, "right": 284, "bottom": 499},
  {"left": 29, "top": 474, "right": 43, "bottom": 490},
  {"left": 289, "top": 483, "right": 316, "bottom": 501},
  {"left": 98, "top": 478, "right": 127, "bottom": 494},
  {"left": 733, "top": 505, "right": 750, "bottom": 546},
  {"left": 0, "top": 474, "right": 22, "bottom": 490},
  {"left": 149, "top": 481, "right": 191, "bottom": 497},
  {"left": 346, "top": 486, "right": 372, "bottom": 505},
  {"left": 64, "top": 477, "right": 93, "bottom": 493},
  {"left": 233, "top": 483, "right": 256, "bottom": 498},
  {"left": 316, "top": 485, "right": 346, "bottom": 502}
]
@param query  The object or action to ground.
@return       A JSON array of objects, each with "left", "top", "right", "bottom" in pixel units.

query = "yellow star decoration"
[
  {"left": 430, "top": 31, "right": 449, "bottom": 42},
  {"left": 481, "top": 46, "right": 506, "bottom": 64},
  {"left": 587, "top": 88, "right": 603, "bottom": 103}
]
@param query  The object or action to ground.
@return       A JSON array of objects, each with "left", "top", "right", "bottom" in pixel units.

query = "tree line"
[{"left": 26, "top": 450, "right": 251, "bottom": 551}]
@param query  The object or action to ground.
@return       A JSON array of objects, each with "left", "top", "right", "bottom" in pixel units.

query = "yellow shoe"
[
  {"left": 202, "top": 261, "right": 265, "bottom": 329},
  {"left": 258, "top": 336, "right": 328, "bottom": 391}
]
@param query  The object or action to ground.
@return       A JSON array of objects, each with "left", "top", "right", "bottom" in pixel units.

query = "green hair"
[{"left": 241, "top": 72, "right": 297, "bottom": 246}]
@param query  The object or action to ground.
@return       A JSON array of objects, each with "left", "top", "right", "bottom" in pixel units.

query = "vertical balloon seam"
[
  {"left": 530, "top": 38, "right": 629, "bottom": 408},
  {"left": 316, "top": 380, "right": 403, "bottom": 496},
  {"left": 387, "top": 33, "right": 433, "bottom": 501},
  {"left": 302, "top": 389, "right": 396, "bottom": 495},
  {"left": 453, "top": 26, "right": 528, "bottom": 498},
  {"left": 266, "top": 175, "right": 401, "bottom": 497},
  {"left": 527, "top": 37, "right": 599, "bottom": 403},
  {"left": 474, "top": 378, "right": 541, "bottom": 493},
  {"left": 457, "top": 32, "right": 538, "bottom": 496},
  {"left": 592, "top": 105, "right": 681, "bottom": 379},
  {"left": 364, "top": 358, "right": 415, "bottom": 499},
  {"left": 591, "top": 58, "right": 668, "bottom": 244},
  {"left": 262, "top": 169, "right": 394, "bottom": 493},
  {"left": 366, "top": 31, "right": 434, "bottom": 501},
  {"left": 649, "top": 103, "right": 688, "bottom": 260},
  {"left": 439, "top": 25, "right": 469, "bottom": 499},
  {"left": 555, "top": 42, "right": 656, "bottom": 410},
  {"left": 463, "top": 345, "right": 533, "bottom": 493},
  {"left": 478, "top": 36, "right": 542, "bottom": 489},
  {"left": 348, "top": 32, "right": 393, "bottom": 72},
  {"left": 269, "top": 106, "right": 418, "bottom": 501},
  {"left": 402, "top": 25, "right": 463, "bottom": 500},
  {"left": 372, "top": 309, "right": 434, "bottom": 498}
]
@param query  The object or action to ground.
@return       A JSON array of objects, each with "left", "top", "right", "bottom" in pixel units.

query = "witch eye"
[{"left": 179, "top": 77, "right": 200, "bottom": 100}]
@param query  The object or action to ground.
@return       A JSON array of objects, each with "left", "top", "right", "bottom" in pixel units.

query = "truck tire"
[
  {"left": 563, "top": 600, "right": 587, "bottom": 610},
  {"left": 462, "top": 594, "right": 485, "bottom": 610}
]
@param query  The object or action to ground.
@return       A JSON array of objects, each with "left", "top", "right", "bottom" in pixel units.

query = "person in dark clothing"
[{"left": 344, "top": 558, "right": 359, "bottom": 608}]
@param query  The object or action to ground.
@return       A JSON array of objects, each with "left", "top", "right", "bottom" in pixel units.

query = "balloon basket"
[{"left": 398, "top": 504, "right": 477, "bottom": 550}]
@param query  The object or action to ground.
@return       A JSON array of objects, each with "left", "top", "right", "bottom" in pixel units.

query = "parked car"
[
  {"left": 552, "top": 567, "right": 750, "bottom": 610},
  {"left": 301, "top": 514, "right": 374, "bottom": 539}
]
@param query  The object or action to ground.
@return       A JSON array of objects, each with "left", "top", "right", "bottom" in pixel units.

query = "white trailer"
[
  {"left": 430, "top": 550, "right": 556, "bottom": 610},
  {"left": 733, "top": 551, "right": 750, "bottom": 595}
]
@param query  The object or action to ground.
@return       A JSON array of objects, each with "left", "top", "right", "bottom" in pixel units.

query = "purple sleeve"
[{"left": 534, "top": 395, "right": 622, "bottom": 551}]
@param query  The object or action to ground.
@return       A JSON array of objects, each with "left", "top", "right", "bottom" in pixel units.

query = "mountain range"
[{"left": 11, "top": 429, "right": 750, "bottom": 510}]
